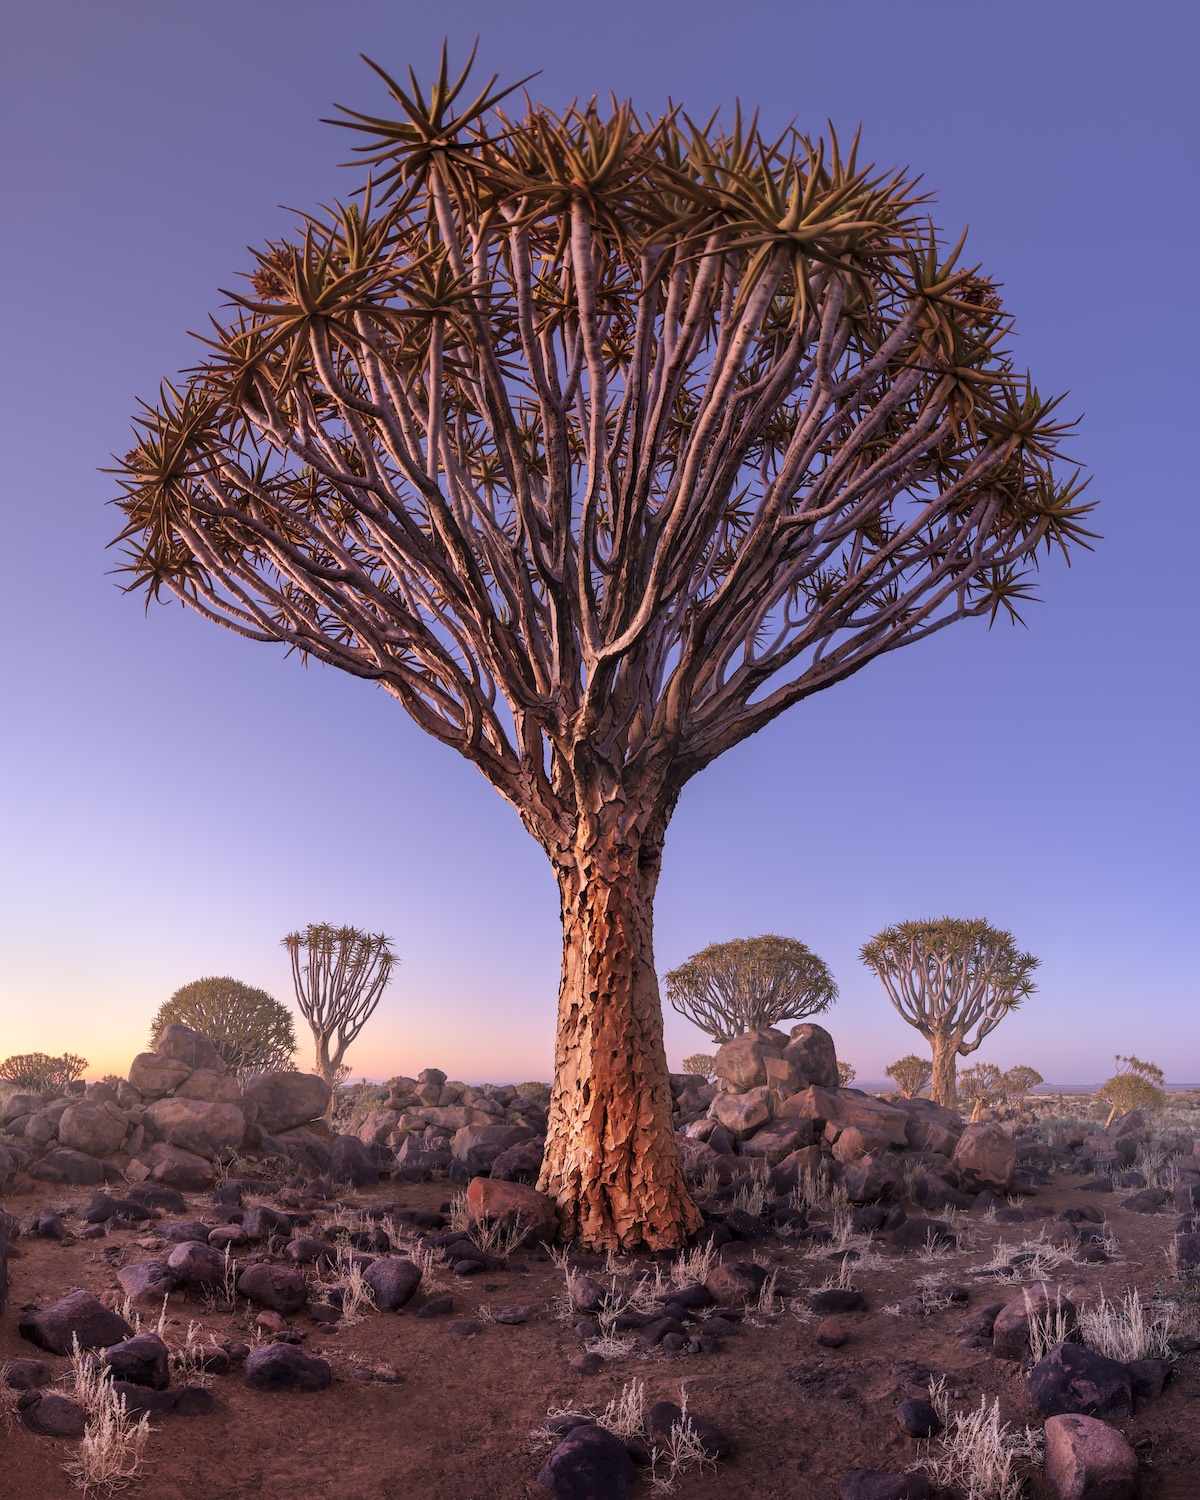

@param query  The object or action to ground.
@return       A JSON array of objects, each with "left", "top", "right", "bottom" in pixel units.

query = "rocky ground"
[{"left": 3, "top": 1134, "right": 1200, "bottom": 1500}]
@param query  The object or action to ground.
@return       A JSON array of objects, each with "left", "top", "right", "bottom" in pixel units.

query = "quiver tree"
[
  {"left": 861, "top": 918, "right": 1039, "bottom": 1108},
  {"left": 284, "top": 923, "right": 397, "bottom": 1105},
  {"left": 885, "top": 1053, "right": 933, "bottom": 1098},
  {"left": 0, "top": 1052, "right": 88, "bottom": 1092},
  {"left": 958, "top": 1061, "right": 1005, "bottom": 1120},
  {"left": 665, "top": 935, "right": 837, "bottom": 1042},
  {"left": 149, "top": 976, "right": 297, "bottom": 1082},
  {"left": 1098, "top": 1055, "right": 1165, "bottom": 1127},
  {"left": 111, "top": 50, "right": 1090, "bottom": 1248},
  {"left": 681, "top": 1053, "right": 717, "bottom": 1080},
  {"left": 1001, "top": 1064, "right": 1043, "bottom": 1110}
]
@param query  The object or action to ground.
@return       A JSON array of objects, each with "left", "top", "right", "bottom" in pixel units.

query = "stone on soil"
[
  {"left": 538, "top": 1423, "right": 635, "bottom": 1500},
  {"left": 1043, "top": 1413, "right": 1137, "bottom": 1500},
  {"left": 243, "top": 1342, "right": 331, "bottom": 1392},
  {"left": 18, "top": 1289, "right": 133, "bottom": 1354}
]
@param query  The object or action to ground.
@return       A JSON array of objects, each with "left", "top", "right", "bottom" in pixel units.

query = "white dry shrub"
[
  {"left": 1026, "top": 1294, "right": 1075, "bottom": 1365},
  {"left": 64, "top": 1339, "right": 151, "bottom": 1494},
  {"left": 169, "top": 1321, "right": 216, "bottom": 1388},
  {"left": 595, "top": 1378, "right": 648, "bottom": 1443},
  {"left": 917, "top": 1387, "right": 1043, "bottom": 1500},
  {"left": 1079, "top": 1287, "right": 1174, "bottom": 1362},
  {"left": 670, "top": 1243, "right": 717, "bottom": 1289},
  {"left": 334, "top": 1246, "right": 377, "bottom": 1324},
  {"left": 647, "top": 1390, "right": 718, "bottom": 1495}
]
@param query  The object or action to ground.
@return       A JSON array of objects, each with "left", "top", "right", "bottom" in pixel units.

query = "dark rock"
[
  {"left": 155, "top": 1022, "right": 226, "bottom": 1073},
  {"left": 1028, "top": 1342, "right": 1133, "bottom": 1420},
  {"left": 723, "top": 1208, "right": 770, "bottom": 1241},
  {"left": 162, "top": 1220, "right": 214, "bottom": 1244},
  {"left": 243, "top": 1342, "right": 331, "bottom": 1392},
  {"left": 537, "top": 1423, "right": 635, "bottom": 1500},
  {"left": 166, "top": 1240, "right": 227, "bottom": 1291},
  {"left": 569, "top": 1274, "right": 608, "bottom": 1314},
  {"left": 175, "top": 1384, "right": 218, "bottom": 1417},
  {"left": 810, "top": 1289, "right": 867, "bottom": 1314},
  {"left": 237, "top": 1264, "right": 308, "bottom": 1315},
  {"left": 362, "top": 1257, "right": 422, "bottom": 1310},
  {"left": 128, "top": 1185, "right": 187, "bottom": 1213},
  {"left": 896, "top": 1398, "right": 941, "bottom": 1439},
  {"left": 328, "top": 1134, "right": 379, "bottom": 1188},
  {"left": 117, "top": 1259, "right": 177, "bottom": 1308},
  {"left": 414, "top": 1296, "right": 455, "bottom": 1318},
  {"left": 2, "top": 1357, "right": 52, "bottom": 1390},
  {"left": 219, "top": 1339, "right": 250, "bottom": 1364},
  {"left": 993, "top": 1285, "right": 1078, "bottom": 1360},
  {"left": 644, "top": 1400, "right": 730, "bottom": 1457},
  {"left": 309, "top": 1302, "right": 340, "bottom": 1324},
  {"left": 35, "top": 1210, "right": 69, "bottom": 1240},
  {"left": 850, "top": 1206, "right": 887, "bottom": 1234},
  {"left": 705, "top": 1260, "right": 769, "bottom": 1305},
  {"left": 84, "top": 1192, "right": 149, "bottom": 1226},
  {"left": 242, "top": 1204, "right": 293, "bottom": 1242},
  {"left": 144, "top": 1144, "right": 215, "bottom": 1192},
  {"left": 839, "top": 1473, "right": 931, "bottom": 1500},
  {"left": 1176, "top": 1232, "right": 1200, "bottom": 1272},
  {"left": 18, "top": 1289, "right": 133, "bottom": 1354},
  {"left": 21, "top": 1392, "right": 87, "bottom": 1437},
  {"left": 213, "top": 1180, "right": 243, "bottom": 1209},
  {"left": 958, "top": 1301, "right": 1005, "bottom": 1338},
  {"left": 1076, "top": 1175, "right": 1113, "bottom": 1192},
  {"left": 816, "top": 1318, "right": 846, "bottom": 1347},
  {"left": 41, "top": 1148, "right": 105, "bottom": 1186},
  {"left": 103, "top": 1333, "right": 170, "bottom": 1390},
  {"left": 1126, "top": 1358, "right": 1171, "bottom": 1404},
  {"left": 450, "top": 1319, "right": 479, "bottom": 1337},
  {"left": 636, "top": 1317, "right": 686, "bottom": 1348},
  {"left": 570, "top": 1351, "right": 604, "bottom": 1375},
  {"left": 488, "top": 1141, "right": 544, "bottom": 1182},
  {"left": 911, "top": 1173, "right": 971, "bottom": 1212},
  {"left": 888, "top": 1217, "right": 956, "bottom": 1253},
  {"left": 671, "top": 1282, "right": 713, "bottom": 1309},
  {"left": 112, "top": 1380, "right": 175, "bottom": 1415},
  {"left": 841, "top": 1154, "right": 900, "bottom": 1205},
  {"left": 1121, "top": 1188, "right": 1169, "bottom": 1214}
]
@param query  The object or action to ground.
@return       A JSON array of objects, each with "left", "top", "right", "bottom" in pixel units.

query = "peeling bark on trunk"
[
  {"left": 538, "top": 832, "right": 703, "bottom": 1251},
  {"left": 930, "top": 1034, "right": 961, "bottom": 1110}
]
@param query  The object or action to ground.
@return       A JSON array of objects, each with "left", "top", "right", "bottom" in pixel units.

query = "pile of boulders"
[{"left": 0, "top": 1025, "right": 331, "bottom": 1194}]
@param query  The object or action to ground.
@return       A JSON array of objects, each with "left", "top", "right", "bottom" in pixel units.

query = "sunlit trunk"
[
  {"left": 538, "top": 829, "right": 703, "bottom": 1250},
  {"left": 930, "top": 1033, "right": 961, "bottom": 1110}
]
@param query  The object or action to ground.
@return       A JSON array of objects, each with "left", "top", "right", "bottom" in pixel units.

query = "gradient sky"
[{"left": 1, "top": 1, "right": 1196, "bottom": 1088}]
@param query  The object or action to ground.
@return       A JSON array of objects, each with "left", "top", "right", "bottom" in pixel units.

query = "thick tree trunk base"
[
  {"left": 930, "top": 1038, "right": 960, "bottom": 1111},
  {"left": 538, "top": 847, "right": 702, "bottom": 1251}
]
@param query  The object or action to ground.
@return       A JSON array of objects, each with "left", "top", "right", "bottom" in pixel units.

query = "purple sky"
[{"left": 1, "top": 1, "right": 1196, "bottom": 1086}]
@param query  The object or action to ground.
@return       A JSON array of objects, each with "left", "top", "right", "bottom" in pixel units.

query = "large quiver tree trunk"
[{"left": 539, "top": 817, "right": 702, "bottom": 1251}]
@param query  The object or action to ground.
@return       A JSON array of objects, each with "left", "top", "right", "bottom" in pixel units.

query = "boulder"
[
  {"left": 1174, "top": 1232, "right": 1200, "bottom": 1272},
  {"left": 242, "top": 1204, "right": 293, "bottom": 1242},
  {"left": 21, "top": 1392, "right": 87, "bottom": 1438},
  {"left": 951, "top": 1123, "right": 1016, "bottom": 1192},
  {"left": 832, "top": 1126, "right": 894, "bottom": 1163},
  {"left": 768, "top": 1145, "right": 826, "bottom": 1193},
  {"left": 1043, "top": 1414, "right": 1137, "bottom": 1500},
  {"left": 271, "top": 1126, "right": 331, "bottom": 1171},
  {"left": 237, "top": 1264, "right": 309, "bottom": 1314},
  {"left": 1028, "top": 1343, "right": 1133, "bottom": 1421},
  {"left": 242, "top": 1071, "right": 331, "bottom": 1133},
  {"left": 896, "top": 1398, "right": 942, "bottom": 1439},
  {"left": 1120, "top": 1188, "right": 1169, "bottom": 1214},
  {"left": 709, "top": 1086, "right": 773, "bottom": 1137},
  {"left": 644, "top": 1400, "right": 731, "bottom": 1457},
  {"left": 537, "top": 1423, "right": 635, "bottom": 1500},
  {"left": 739, "top": 1119, "right": 810, "bottom": 1163},
  {"left": 42, "top": 1148, "right": 106, "bottom": 1185},
  {"left": 144, "top": 1143, "right": 215, "bottom": 1191},
  {"left": 128, "top": 1052, "right": 193, "bottom": 1099},
  {"left": 145, "top": 1098, "right": 245, "bottom": 1159},
  {"left": 489, "top": 1140, "right": 544, "bottom": 1182},
  {"left": 713, "top": 1035, "right": 775, "bottom": 1093},
  {"left": 103, "top": 1333, "right": 171, "bottom": 1391},
  {"left": 57, "top": 1102, "right": 126, "bottom": 1158},
  {"left": 888, "top": 1217, "right": 956, "bottom": 1253},
  {"left": 327, "top": 1134, "right": 379, "bottom": 1187},
  {"left": 166, "top": 1241, "right": 227, "bottom": 1291},
  {"left": 117, "top": 1258, "right": 178, "bottom": 1308},
  {"left": 19, "top": 1290, "right": 133, "bottom": 1354},
  {"left": 783, "top": 1023, "right": 840, "bottom": 1088},
  {"left": 841, "top": 1154, "right": 901, "bottom": 1204},
  {"left": 155, "top": 1023, "right": 227, "bottom": 1074},
  {"left": 465, "top": 1177, "right": 558, "bottom": 1245},
  {"left": 992, "top": 1284, "right": 1078, "bottom": 1361},
  {"left": 175, "top": 1069, "right": 243, "bottom": 1105},
  {"left": 243, "top": 1343, "right": 331, "bottom": 1392},
  {"left": 3, "top": 1093, "right": 41, "bottom": 1125},
  {"left": 356, "top": 1109, "right": 401, "bottom": 1146},
  {"left": 705, "top": 1260, "right": 769, "bottom": 1305},
  {"left": 450, "top": 1123, "right": 529, "bottom": 1173},
  {"left": 1, "top": 1358, "right": 52, "bottom": 1390},
  {"left": 362, "top": 1257, "right": 422, "bottom": 1311},
  {"left": 111, "top": 1380, "right": 175, "bottom": 1416},
  {"left": 780, "top": 1086, "right": 909, "bottom": 1146}
]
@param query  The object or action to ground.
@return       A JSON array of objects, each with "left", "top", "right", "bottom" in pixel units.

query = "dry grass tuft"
[
  {"left": 917, "top": 1383, "right": 1042, "bottom": 1500},
  {"left": 64, "top": 1339, "right": 152, "bottom": 1494},
  {"left": 1079, "top": 1287, "right": 1174, "bottom": 1362}
]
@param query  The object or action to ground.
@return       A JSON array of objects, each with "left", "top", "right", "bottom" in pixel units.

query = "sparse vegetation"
[
  {"left": 1099, "top": 1055, "right": 1166, "bottom": 1126},
  {"left": 886, "top": 1053, "right": 933, "bottom": 1098},
  {"left": 681, "top": 1053, "right": 716, "bottom": 1080},
  {"left": 149, "top": 976, "right": 297, "bottom": 1081},
  {"left": 0, "top": 1051, "right": 88, "bottom": 1091},
  {"left": 665, "top": 935, "right": 838, "bottom": 1044},
  {"left": 918, "top": 1384, "right": 1043, "bottom": 1500},
  {"left": 837, "top": 1061, "right": 856, "bottom": 1086}
]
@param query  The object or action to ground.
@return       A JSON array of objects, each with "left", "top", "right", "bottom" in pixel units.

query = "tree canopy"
[
  {"left": 665, "top": 934, "right": 837, "bottom": 1041},
  {"left": 149, "top": 976, "right": 297, "bottom": 1080}
]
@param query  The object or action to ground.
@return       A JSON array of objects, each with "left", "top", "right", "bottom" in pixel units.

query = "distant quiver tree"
[
  {"left": 1098, "top": 1055, "right": 1165, "bottom": 1127},
  {"left": 885, "top": 1054, "right": 933, "bottom": 1098},
  {"left": 666, "top": 935, "right": 837, "bottom": 1043},
  {"left": 0, "top": 1052, "right": 88, "bottom": 1092},
  {"left": 861, "top": 918, "right": 1039, "bottom": 1108},
  {"left": 284, "top": 924, "right": 397, "bottom": 1105},
  {"left": 111, "top": 50, "right": 1090, "bottom": 1247},
  {"left": 149, "top": 976, "right": 297, "bottom": 1082},
  {"left": 681, "top": 1053, "right": 717, "bottom": 1080}
]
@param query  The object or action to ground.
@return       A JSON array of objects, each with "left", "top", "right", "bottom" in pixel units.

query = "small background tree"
[
  {"left": 681, "top": 1053, "right": 717, "bottom": 1080},
  {"left": 150, "top": 976, "right": 297, "bottom": 1082},
  {"left": 885, "top": 1054, "right": 933, "bottom": 1099},
  {"left": 1001, "top": 1064, "right": 1043, "bottom": 1111},
  {"left": 284, "top": 924, "right": 397, "bottom": 1109},
  {"left": 958, "top": 1061, "right": 1005, "bottom": 1120},
  {"left": 861, "top": 918, "right": 1039, "bottom": 1108},
  {"left": 0, "top": 1052, "right": 88, "bottom": 1092},
  {"left": 838, "top": 1062, "right": 857, "bottom": 1087},
  {"left": 666, "top": 936, "right": 837, "bottom": 1043},
  {"left": 1098, "top": 1055, "right": 1165, "bottom": 1127}
]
